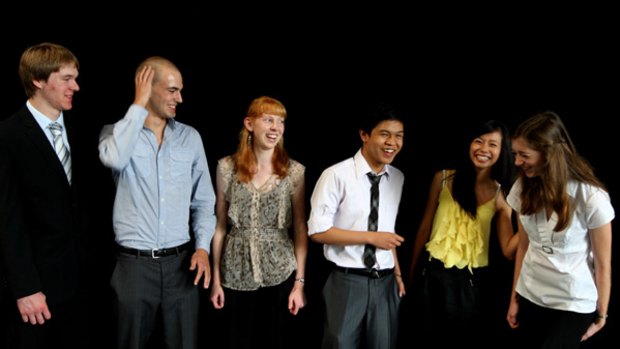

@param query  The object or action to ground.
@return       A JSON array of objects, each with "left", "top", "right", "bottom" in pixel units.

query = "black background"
[{"left": 2, "top": 6, "right": 618, "bottom": 348}]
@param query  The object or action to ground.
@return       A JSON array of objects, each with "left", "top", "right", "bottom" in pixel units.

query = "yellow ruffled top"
[{"left": 425, "top": 171, "right": 497, "bottom": 273}]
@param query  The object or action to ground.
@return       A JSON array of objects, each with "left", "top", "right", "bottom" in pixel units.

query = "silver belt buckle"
[
  {"left": 151, "top": 249, "right": 161, "bottom": 259},
  {"left": 542, "top": 245, "right": 554, "bottom": 254}
]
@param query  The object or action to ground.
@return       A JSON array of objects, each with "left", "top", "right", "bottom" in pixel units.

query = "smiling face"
[
  {"left": 512, "top": 136, "right": 543, "bottom": 177},
  {"left": 34, "top": 62, "right": 80, "bottom": 113},
  {"left": 148, "top": 66, "right": 183, "bottom": 119},
  {"left": 469, "top": 130, "right": 502, "bottom": 169},
  {"left": 360, "top": 119, "right": 404, "bottom": 173},
  {"left": 245, "top": 113, "right": 285, "bottom": 150}
]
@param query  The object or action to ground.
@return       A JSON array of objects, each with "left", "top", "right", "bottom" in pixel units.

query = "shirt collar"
[
  {"left": 26, "top": 100, "right": 66, "bottom": 131},
  {"left": 353, "top": 149, "right": 390, "bottom": 180}
]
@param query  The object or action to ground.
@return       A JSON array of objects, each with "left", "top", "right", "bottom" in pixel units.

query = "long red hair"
[{"left": 233, "top": 96, "right": 290, "bottom": 183}]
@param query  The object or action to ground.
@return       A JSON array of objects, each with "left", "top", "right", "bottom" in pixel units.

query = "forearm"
[
  {"left": 311, "top": 227, "right": 373, "bottom": 246},
  {"left": 594, "top": 266, "right": 611, "bottom": 317},
  {"left": 293, "top": 226, "right": 308, "bottom": 278},
  {"left": 409, "top": 225, "right": 430, "bottom": 278},
  {"left": 511, "top": 230, "right": 528, "bottom": 301},
  {"left": 210, "top": 226, "right": 226, "bottom": 285}
]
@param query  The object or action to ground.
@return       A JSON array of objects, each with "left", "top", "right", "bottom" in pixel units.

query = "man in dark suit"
[{"left": 0, "top": 42, "right": 86, "bottom": 349}]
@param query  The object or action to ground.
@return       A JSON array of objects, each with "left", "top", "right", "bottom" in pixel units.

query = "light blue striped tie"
[{"left": 49, "top": 122, "right": 72, "bottom": 184}]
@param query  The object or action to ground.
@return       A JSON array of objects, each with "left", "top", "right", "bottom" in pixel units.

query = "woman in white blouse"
[{"left": 507, "top": 111, "right": 614, "bottom": 348}]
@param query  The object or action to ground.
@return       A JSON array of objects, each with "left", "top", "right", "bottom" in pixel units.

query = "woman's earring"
[{"left": 248, "top": 133, "right": 253, "bottom": 145}]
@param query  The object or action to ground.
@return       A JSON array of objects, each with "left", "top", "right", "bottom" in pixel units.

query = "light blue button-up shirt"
[{"left": 98, "top": 105, "right": 216, "bottom": 252}]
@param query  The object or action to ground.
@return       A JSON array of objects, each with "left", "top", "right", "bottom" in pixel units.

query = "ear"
[
  {"left": 243, "top": 116, "right": 253, "bottom": 132},
  {"left": 32, "top": 79, "right": 45, "bottom": 89},
  {"left": 359, "top": 129, "right": 369, "bottom": 143}
]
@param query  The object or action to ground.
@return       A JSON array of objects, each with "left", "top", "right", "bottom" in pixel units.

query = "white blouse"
[{"left": 507, "top": 178, "right": 614, "bottom": 313}]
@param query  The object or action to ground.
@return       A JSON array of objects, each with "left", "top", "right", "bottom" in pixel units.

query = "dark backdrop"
[{"left": 2, "top": 10, "right": 618, "bottom": 348}]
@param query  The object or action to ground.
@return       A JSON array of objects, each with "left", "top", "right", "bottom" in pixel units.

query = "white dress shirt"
[{"left": 308, "top": 149, "right": 404, "bottom": 269}]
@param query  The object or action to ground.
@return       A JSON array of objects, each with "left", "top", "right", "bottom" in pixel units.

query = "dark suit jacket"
[{"left": 0, "top": 105, "right": 85, "bottom": 305}]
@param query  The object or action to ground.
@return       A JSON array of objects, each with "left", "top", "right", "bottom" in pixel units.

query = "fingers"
[
  {"left": 581, "top": 322, "right": 603, "bottom": 342},
  {"left": 378, "top": 232, "right": 405, "bottom": 249},
  {"left": 289, "top": 303, "right": 298, "bottom": 315},
  {"left": 191, "top": 264, "right": 211, "bottom": 288},
  {"left": 35, "top": 313, "right": 45, "bottom": 325},
  {"left": 17, "top": 294, "right": 50, "bottom": 325},
  {"left": 25, "top": 309, "right": 50, "bottom": 325},
  {"left": 288, "top": 300, "right": 300, "bottom": 315},
  {"left": 133, "top": 65, "right": 154, "bottom": 106},
  {"left": 136, "top": 65, "right": 153, "bottom": 83},
  {"left": 193, "top": 272, "right": 201, "bottom": 286},
  {"left": 211, "top": 296, "right": 224, "bottom": 309},
  {"left": 203, "top": 270, "right": 211, "bottom": 289},
  {"left": 506, "top": 315, "right": 519, "bottom": 329}
]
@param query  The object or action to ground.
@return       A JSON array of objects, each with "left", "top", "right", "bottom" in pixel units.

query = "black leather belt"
[
  {"left": 333, "top": 265, "right": 394, "bottom": 279},
  {"left": 117, "top": 242, "right": 191, "bottom": 258}
]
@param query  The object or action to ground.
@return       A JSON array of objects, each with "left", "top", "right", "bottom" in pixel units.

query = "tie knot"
[
  {"left": 367, "top": 173, "right": 382, "bottom": 185},
  {"left": 49, "top": 122, "right": 62, "bottom": 135}
]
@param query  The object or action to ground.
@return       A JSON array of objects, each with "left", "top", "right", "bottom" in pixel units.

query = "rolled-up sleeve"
[{"left": 308, "top": 170, "right": 340, "bottom": 236}]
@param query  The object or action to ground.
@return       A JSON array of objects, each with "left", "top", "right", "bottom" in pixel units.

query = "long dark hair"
[{"left": 452, "top": 120, "right": 514, "bottom": 217}]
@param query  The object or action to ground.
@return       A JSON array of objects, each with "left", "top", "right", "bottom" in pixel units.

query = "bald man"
[{"left": 98, "top": 57, "right": 216, "bottom": 349}]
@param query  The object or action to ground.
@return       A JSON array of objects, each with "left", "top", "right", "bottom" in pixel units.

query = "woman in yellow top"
[{"left": 407, "top": 120, "right": 518, "bottom": 344}]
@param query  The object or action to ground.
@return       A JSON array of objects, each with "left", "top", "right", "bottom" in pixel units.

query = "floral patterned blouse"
[{"left": 218, "top": 156, "right": 305, "bottom": 291}]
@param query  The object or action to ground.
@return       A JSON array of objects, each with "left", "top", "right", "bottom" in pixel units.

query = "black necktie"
[{"left": 363, "top": 173, "right": 381, "bottom": 268}]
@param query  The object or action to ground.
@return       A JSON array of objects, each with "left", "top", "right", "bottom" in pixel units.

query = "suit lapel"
[{"left": 18, "top": 107, "right": 71, "bottom": 187}]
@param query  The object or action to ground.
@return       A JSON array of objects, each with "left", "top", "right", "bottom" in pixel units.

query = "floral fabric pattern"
[{"left": 217, "top": 156, "right": 304, "bottom": 290}]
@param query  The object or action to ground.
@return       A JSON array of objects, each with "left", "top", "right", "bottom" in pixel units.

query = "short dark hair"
[{"left": 358, "top": 101, "right": 403, "bottom": 134}]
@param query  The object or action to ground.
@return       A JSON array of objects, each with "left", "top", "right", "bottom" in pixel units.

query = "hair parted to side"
[
  {"left": 514, "top": 111, "right": 604, "bottom": 232},
  {"left": 19, "top": 42, "right": 79, "bottom": 98},
  {"left": 234, "top": 96, "right": 290, "bottom": 183}
]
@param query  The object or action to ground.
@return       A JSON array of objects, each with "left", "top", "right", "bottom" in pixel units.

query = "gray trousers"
[
  {"left": 321, "top": 270, "right": 400, "bottom": 349},
  {"left": 111, "top": 250, "right": 199, "bottom": 349}
]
